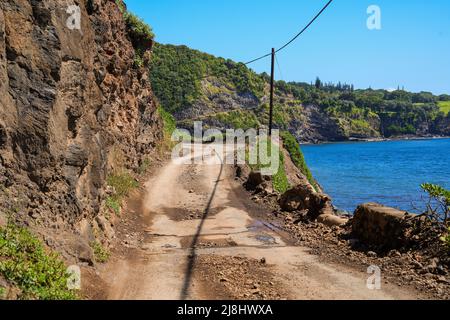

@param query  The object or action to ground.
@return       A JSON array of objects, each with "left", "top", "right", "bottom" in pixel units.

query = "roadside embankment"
[{"left": 235, "top": 135, "right": 449, "bottom": 299}]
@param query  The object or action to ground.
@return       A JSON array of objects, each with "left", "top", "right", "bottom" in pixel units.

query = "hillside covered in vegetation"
[{"left": 150, "top": 43, "right": 450, "bottom": 143}]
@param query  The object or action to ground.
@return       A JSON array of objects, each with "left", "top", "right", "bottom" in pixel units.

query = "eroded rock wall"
[{"left": 0, "top": 0, "right": 161, "bottom": 225}]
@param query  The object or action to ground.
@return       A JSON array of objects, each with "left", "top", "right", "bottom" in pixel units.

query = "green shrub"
[
  {"left": 280, "top": 131, "right": 316, "bottom": 189},
  {"left": 106, "top": 196, "right": 121, "bottom": 215},
  {"left": 124, "top": 12, "right": 154, "bottom": 43},
  {"left": 272, "top": 151, "right": 290, "bottom": 194},
  {"left": 420, "top": 183, "right": 450, "bottom": 222},
  {"left": 90, "top": 241, "right": 110, "bottom": 264},
  {"left": 0, "top": 224, "right": 78, "bottom": 300},
  {"left": 133, "top": 48, "right": 145, "bottom": 68},
  {"left": 115, "top": 0, "right": 125, "bottom": 14},
  {"left": 441, "top": 227, "right": 450, "bottom": 248},
  {"left": 247, "top": 138, "right": 290, "bottom": 194},
  {"left": 117, "top": 2, "right": 154, "bottom": 68},
  {"left": 158, "top": 106, "right": 176, "bottom": 136},
  {"left": 107, "top": 172, "right": 139, "bottom": 199},
  {"left": 215, "top": 110, "right": 260, "bottom": 130},
  {"left": 105, "top": 172, "right": 138, "bottom": 216},
  {"left": 157, "top": 106, "right": 177, "bottom": 152}
]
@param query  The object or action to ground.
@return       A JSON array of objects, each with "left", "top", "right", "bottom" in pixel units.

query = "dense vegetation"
[
  {"left": 421, "top": 183, "right": 450, "bottom": 223},
  {"left": 439, "top": 101, "right": 450, "bottom": 115},
  {"left": 117, "top": 1, "right": 155, "bottom": 67},
  {"left": 0, "top": 223, "right": 77, "bottom": 300},
  {"left": 280, "top": 131, "right": 316, "bottom": 188},
  {"left": 417, "top": 184, "right": 450, "bottom": 252},
  {"left": 150, "top": 43, "right": 265, "bottom": 114},
  {"left": 150, "top": 43, "right": 450, "bottom": 139},
  {"left": 248, "top": 138, "right": 289, "bottom": 194},
  {"left": 272, "top": 80, "right": 450, "bottom": 137}
]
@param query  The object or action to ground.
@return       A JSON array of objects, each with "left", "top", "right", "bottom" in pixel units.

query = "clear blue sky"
[{"left": 125, "top": 0, "right": 450, "bottom": 94}]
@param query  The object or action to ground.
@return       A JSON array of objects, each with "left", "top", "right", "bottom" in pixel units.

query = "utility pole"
[{"left": 269, "top": 48, "right": 275, "bottom": 136}]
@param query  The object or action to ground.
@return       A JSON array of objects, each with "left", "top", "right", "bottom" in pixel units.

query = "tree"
[
  {"left": 315, "top": 77, "right": 322, "bottom": 89},
  {"left": 420, "top": 183, "right": 450, "bottom": 224}
]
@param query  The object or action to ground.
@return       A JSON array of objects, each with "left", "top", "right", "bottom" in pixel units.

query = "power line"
[
  {"left": 243, "top": 52, "right": 272, "bottom": 66},
  {"left": 243, "top": 0, "right": 334, "bottom": 65},
  {"left": 275, "top": 0, "right": 334, "bottom": 54},
  {"left": 192, "top": 0, "right": 334, "bottom": 81}
]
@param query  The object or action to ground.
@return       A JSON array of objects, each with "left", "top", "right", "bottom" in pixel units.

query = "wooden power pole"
[{"left": 269, "top": 48, "right": 275, "bottom": 136}]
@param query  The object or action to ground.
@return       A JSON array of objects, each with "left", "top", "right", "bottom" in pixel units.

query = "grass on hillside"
[
  {"left": 215, "top": 110, "right": 260, "bottom": 130},
  {"left": 90, "top": 241, "right": 110, "bottom": 264},
  {"left": 438, "top": 101, "right": 450, "bottom": 115},
  {"left": 280, "top": 131, "right": 317, "bottom": 190},
  {"left": 158, "top": 106, "right": 177, "bottom": 153},
  {"left": 248, "top": 138, "right": 290, "bottom": 194},
  {"left": 0, "top": 223, "right": 78, "bottom": 300},
  {"left": 272, "top": 151, "right": 290, "bottom": 194},
  {"left": 105, "top": 171, "right": 139, "bottom": 216}
]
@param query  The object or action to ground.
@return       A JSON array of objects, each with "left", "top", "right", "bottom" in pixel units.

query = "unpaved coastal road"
[{"left": 103, "top": 144, "right": 421, "bottom": 300}]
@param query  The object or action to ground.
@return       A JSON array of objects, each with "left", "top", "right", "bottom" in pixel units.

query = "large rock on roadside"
[
  {"left": 280, "top": 185, "right": 314, "bottom": 211},
  {"left": 245, "top": 171, "right": 271, "bottom": 191},
  {"left": 280, "top": 184, "right": 334, "bottom": 218},
  {"left": 235, "top": 164, "right": 250, "bottom": 181},
  {"left": 352, "top": 203, "right": 414, "bottom": 249},
  {"left": 317, "top": 214, "right": 348, "bottom": 227}
]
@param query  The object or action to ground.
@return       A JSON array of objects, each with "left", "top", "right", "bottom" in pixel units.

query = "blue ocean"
[{"left": 301, "top": 138, "right": 450, "bottom": 214}]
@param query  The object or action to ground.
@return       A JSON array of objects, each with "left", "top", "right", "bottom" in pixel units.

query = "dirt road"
[{"left": 102, "top": 144, "right": 422, "bottom": 300}]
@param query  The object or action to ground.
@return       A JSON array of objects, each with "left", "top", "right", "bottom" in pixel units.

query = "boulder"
[
  {"left": 309, "top": 193, "right": 335, "bottom": 218},
  {"left": 235, "top": 164, "right": 250, "bottom": 180},
  {"left": 352, "top": 203, "right": 414, "bottom": 248},
  {"left": 245, "top": 171, "right": 271, "bottom": 191},
  {"left": 279, "top": 185, "right": 313, "bottom": 212},
  {"left": 68, "top": 240, "right": 94, "bottom": 266},
  {"left": 279, "top": 184, "right": 334, "bottom": 219},
  {"left": 317, "top": 214, "right": 348, "bottom": 227},
  {"left": 255, "top": 181, "right": 274, "bottom": 196}
]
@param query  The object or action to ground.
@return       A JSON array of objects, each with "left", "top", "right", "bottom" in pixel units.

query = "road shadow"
[{"left": 179, "top": 151, "right": 224, "bottom": 300}]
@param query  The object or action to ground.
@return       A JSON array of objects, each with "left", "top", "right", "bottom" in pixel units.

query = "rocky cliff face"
[{"left": 0, "top": 0, "right": 161, "bottom": 226}]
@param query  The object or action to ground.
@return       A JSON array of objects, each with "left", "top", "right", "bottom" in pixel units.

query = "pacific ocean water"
[{"left": 301, "top": 138, "right": 450, "bottom": 214}]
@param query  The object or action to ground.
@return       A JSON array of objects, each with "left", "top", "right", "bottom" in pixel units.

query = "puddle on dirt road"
[
  {"left": 143, "top": 208, "right": 286, "bottom": 251},
  {"left": 254, "top": 233, "right": 278, "bottom": 245}
]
